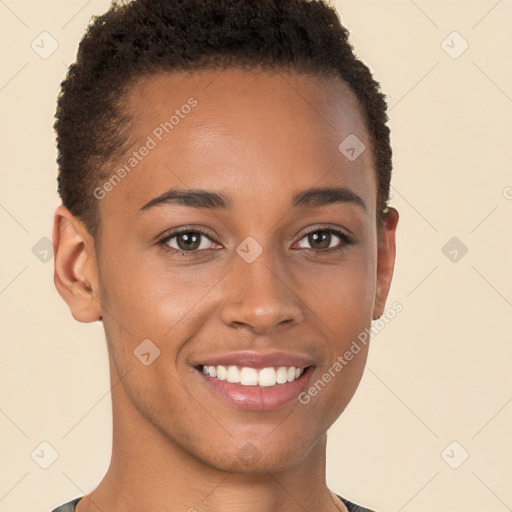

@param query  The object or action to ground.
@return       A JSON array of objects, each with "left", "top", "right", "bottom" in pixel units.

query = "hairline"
[{"left": 91, "top": 64, "right": 384, "bottom": 247}]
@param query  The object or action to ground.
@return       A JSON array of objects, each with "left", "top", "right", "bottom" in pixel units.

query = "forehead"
[
  {"left": 101, "top": 68, "right": 376, "bottom": 219},
  {"left": 127, "top": 68, "right": 368, "bottom": 150}
]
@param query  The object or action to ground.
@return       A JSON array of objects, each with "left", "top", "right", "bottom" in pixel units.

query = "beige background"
[{"left": 1, "top": 1, "right": 511, "bottom": 511}]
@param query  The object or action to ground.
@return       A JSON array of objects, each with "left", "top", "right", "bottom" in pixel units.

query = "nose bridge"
[{"left": 220, "top": 237, "right": 303, "bottom": 332}]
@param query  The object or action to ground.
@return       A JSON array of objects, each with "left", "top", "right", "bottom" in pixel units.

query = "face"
[{"left": 55, "top": 68, "right": 398, "bottom": 474}]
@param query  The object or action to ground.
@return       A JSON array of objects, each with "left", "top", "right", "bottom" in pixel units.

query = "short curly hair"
[{"left": 55, "top": 0, "right": 393, "bottom": 239}]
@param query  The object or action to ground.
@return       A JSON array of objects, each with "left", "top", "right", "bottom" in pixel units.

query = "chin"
[{"left": 194, "top": 438, "right": 311, "bottom": 475}]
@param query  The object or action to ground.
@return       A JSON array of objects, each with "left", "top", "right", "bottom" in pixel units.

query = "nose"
[{"left": 220, "top": 245, "right": 304, "bottom": 334}]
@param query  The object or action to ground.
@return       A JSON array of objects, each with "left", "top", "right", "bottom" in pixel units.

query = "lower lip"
[{"left": 196, "top": 366, "right": 314, "bottom": 411}]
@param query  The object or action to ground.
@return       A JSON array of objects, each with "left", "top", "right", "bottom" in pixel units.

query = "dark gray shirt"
[{"left": 50, "top": 494, "right": 377, "bottom": 511}]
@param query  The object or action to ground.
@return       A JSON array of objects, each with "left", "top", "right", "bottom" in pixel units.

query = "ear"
[
  {"left": 373, "top": 207, "right": 399, "bottom": 320},
  {"left": 52, "top": 205, "right": 102, "bottom": 323}
]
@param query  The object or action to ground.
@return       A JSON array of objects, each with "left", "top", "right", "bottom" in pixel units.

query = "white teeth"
[
  {"left": 200, "top": 364, "right": 306, "bottom": 387},
  {"left": 216, "top": 365, "right": 227, "bottom": 380},
  {"left": 226, "top": 365, "right": 241, "bottom": 383},
  {"left": 276, "top": 366, "right": 288, "bottom": 384},
  {"left": 258, "top": 367, "right": 276, "bottom": 387},
  {"left": 240, "top": 367, "right": 258, "bottom": 386}
]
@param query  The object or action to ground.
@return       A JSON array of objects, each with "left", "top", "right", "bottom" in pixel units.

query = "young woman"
[{"left": 51, "top": 1, "right": 398, "bottom": 510}]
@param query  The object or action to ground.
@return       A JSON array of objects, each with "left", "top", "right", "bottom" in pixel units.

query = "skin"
[{"left": 53, "top": 68, "right": 398, "bottom": 512}]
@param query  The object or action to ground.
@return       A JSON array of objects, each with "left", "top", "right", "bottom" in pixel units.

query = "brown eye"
[
  {"left": 295, "top": 228, "right": 351, "bottom": 252},
  {"left": 161, "top": 229, "right": 217, "bottom": 253},
  {"left": 307, "top": 231, "right": 332, "bottom": 250},
  {"left": 174, "top": 232, "right": 202, "bottom": 251}
]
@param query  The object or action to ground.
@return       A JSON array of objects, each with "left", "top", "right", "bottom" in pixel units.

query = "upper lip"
[{"left": 194, "top": 351, "right": 315, "bottom": 369}]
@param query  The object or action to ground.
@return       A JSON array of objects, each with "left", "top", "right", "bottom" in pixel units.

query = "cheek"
[
  {"left": 296, "top": 260, "right": 375, "bottom": 426},
  {"left": 98, "top": 252, "right": 219, "bottom": 356},
  {"left": 298, "top": 249, "right": 377, "bottom": 342},
  {"left": 99, "top": 231, "right": 377, "bottom": 368},
  {"left": 297, "top": 246, "right": 376, "bottom": 409}
]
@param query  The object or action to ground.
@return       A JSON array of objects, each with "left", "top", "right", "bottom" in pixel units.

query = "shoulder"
[
  {"left": 336, "top": 493, "right": 379, "bottom": 512},
  {"left": 49, "top": 497, "right": 82, "bottom": 512}
]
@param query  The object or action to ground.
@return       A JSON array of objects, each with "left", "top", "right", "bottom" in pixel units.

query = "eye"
[
  {"left": 294, "top": 227, "right": 352, "bottom": 252},
  {"left": 158, "top": 228, "right": 219, "bottom": 257},
  {"left": 157, "top": 225, "right": 353, "bottom": 259}
]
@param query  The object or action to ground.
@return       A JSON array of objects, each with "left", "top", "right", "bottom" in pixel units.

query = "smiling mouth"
[{"left": 196, "top": 364, "right": 311, "bottom": 387}]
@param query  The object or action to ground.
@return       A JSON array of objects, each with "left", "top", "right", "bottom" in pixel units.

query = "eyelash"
[{"left": 157, "top": 226, "right": 353, "bottom": 259}]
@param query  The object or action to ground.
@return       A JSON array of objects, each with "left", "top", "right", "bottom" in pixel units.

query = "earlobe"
[
  {"left": 52, "top": 205, "right": 102, "bottom": 323},
  {"left": 373, "top": 207, "right": 399, "bottom": 320}
]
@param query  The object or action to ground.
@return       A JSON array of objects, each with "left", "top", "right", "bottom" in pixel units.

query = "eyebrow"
[{"left": 139, "top": 186, "right": 366, "bottom": 212}]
